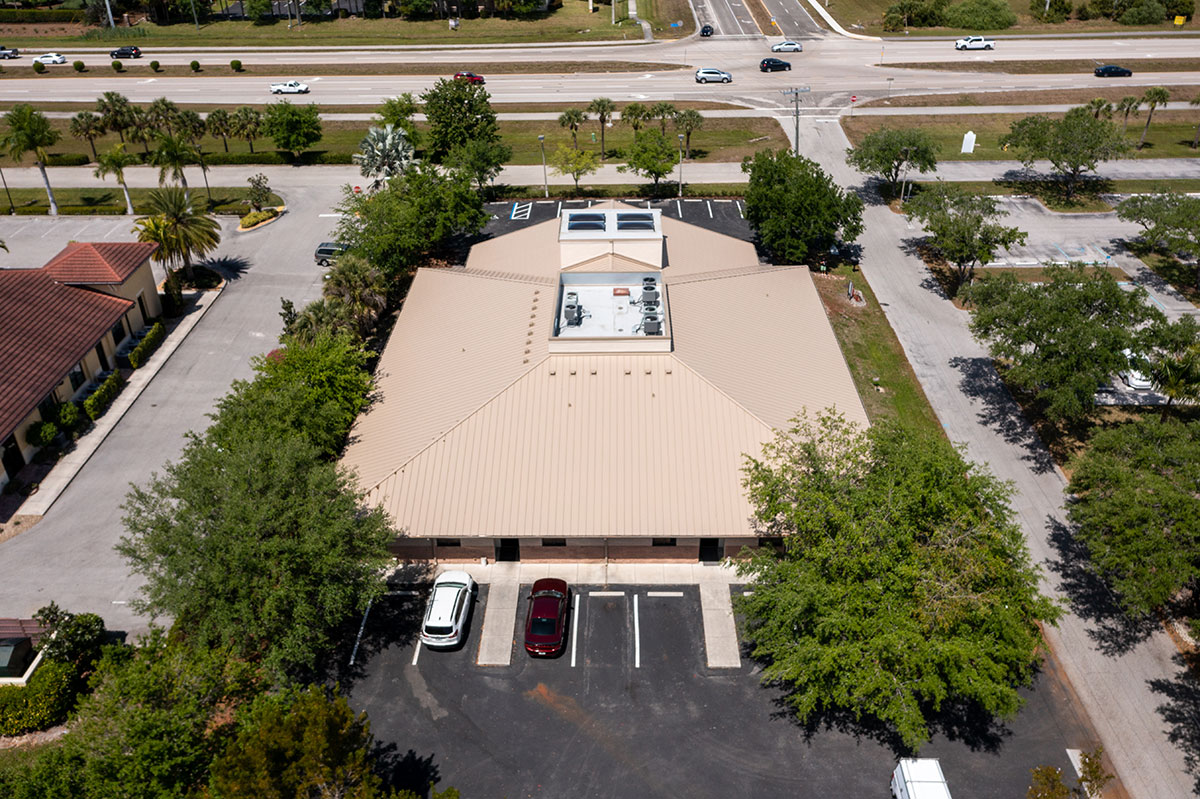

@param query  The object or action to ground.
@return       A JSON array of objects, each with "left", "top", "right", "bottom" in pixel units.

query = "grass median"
[
  {"left": 862, "top": 85, "right": 1200, "bottom": 109},
  {"left": 887, "top": 58, "right": 1200, "bottom": 75}
]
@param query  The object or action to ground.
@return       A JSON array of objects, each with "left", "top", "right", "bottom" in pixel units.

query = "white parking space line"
[
  {"left": 570, "top": 593, "right": 580, "bottom": 668},
  {"left": 633, "top": 593, "right": 641, "bottom": 669},
  {"left": 647, "top": 591, "right": 684, "bottom": 597},
  {"left": 1066, "top": 749, "right": 1084, "bottom": 777},
  {"left": 676, "top": 199, "right": 682, "bottom": 217},
  {"left": 411, "top": 642, "right": 421, "bottom": 666},
  {"left": 590, "top": 590, "right": 625, "bottom": 596},
  {"left": 706, "top": 200, "right": 714, "bottom": 218}
]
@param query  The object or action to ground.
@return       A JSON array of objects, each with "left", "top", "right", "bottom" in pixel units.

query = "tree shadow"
[
  {"left": 854, "top": 175, "right": 893, "bottom": 207},
  {"left": 899, "top": 236, "right": 955, "bottom": 301},
  {"left": 374, "top": 746, "right": 444, "bottom": 798},
  {"left": 1044, "top": 515, "right": 1161, "bottom": 656},
  {"left": 1148, "top": 652, "right": 1200, "bottom": 796},
  {"left": 948, "top": 355, "right": 1057, "bottom": 474},
  {"left": 200, "top": 254, "right": 251, "bottom": 281}
]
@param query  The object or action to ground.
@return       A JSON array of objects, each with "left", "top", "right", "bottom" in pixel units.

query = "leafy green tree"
[
  {"left": 246, "top": 172, "right": 272, "bottom": 212},
  {"left": 845, "top": 127, "right": 937, "bottom": 194},
  {"left": 557, "top": 108, "right": 587, "bottom": 149},
  {"left": 1000, "top": 107, "right": 1128, "bottom": 197},
  {"left": 588, "top": 97, "right": 617, "bottom": 160},
  {"left": 95, "top": 90, "right": 132, "bottom": 143},
  {"left": 206, "top": 108, "right": 234, "bottom": 153},
  {"left": 263, "top": 101, "right": 323, "bottom": 160},
  {"left": 209, "top": 687, "right": 383, "bottom": 799},
  {"left": 445, "top": 137, "right": 512, "bottom": 194},
  {"left": 1146, "top": 316, "right": 1200, "bottom": 411},
  {"left": 33, "top": 602, "right": 106, "bottom": 668},
  {"left": 1116, "top": 95, "right": 1141, "bottom": 135},
  {"left": 1138, "top": 86, "right": 1170, "bottom": 148},
  {"left": 353, "top": 124, "right": 416, "bottom": 191},
  {"left": 905, "top": 181, "right": 1026, "bottom": 286},
  {"left": 617, "top": 129, "right": 678, "bottom": 189},
  {"left": 1027, "top": 766, "right": 1072, "bottom": 799},
  {"left": 738, "top": 412, "right": 1058, "bottom": 751},
  {"left": 335, "top": 165, "right": 486, "bottom": 279},
  {"left": 549, "top": 144, "right": 599, "bottom": 190},
  {"left": 649, "top": 101, "right": 677, "bottom": 134},
  {"left": 420, "top": 78, "right": 500, "bottom": 162},
  {"left": 232, "top": 106, "right": 263, "bottom": 154},
  {"left": 1116, "top": 190, "right": 1200, "bottom": 262},
  {"left": 148, "top": 132, "right": 200, "bottom": 199},
  {"left": 377, "top": 92, "right": 420, "bottom": 146},
  {"left": 741, "top": 149, "right": 864, "bottom": 264},
  {"left": 133, "top": 186, "right": 221, "bottom": 279},
  {"left": 3, "top": 104, "right": 61, "bottom": 215},
  {"left": 673, "top": 109, "right": 704, "bottom": 159},
  {"left": 621, "top": 101, "right": 648, "bottom": 132},
  {"left": 1067, "top": 417, "right": 1200, "bottom": 615},
  {"left": 322, "top": 254, "right": 388, "bottom": 338},
  {"left": 93, "top": 143, "right": 139, "bottom": 215},
  {"left": 68, "top": 111, "right": 105, "bottom": 161},
  {"left": 966, "top": 264, "right": 1164, "bottom": 423}
]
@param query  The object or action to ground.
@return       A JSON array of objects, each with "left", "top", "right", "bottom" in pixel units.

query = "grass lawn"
[
  {"left": 908, "top": 178, "right": 1200, "bottom": 214},
  {"left": 1130, "top": 246, "right": 1200, "bottom": 306},
  {"left": 0, "top": 100, "right": 742, "bottom": 114},
  {"left": 2, "top": 185, "right": 284, "bottom": 214},
  {"left": 862, "top": 85, "right": 1200, "bottom": 109},
  {"left": 888, "top": 58, "right": 1200, "bottom": 74},
  {"left": 813, "top": 265, "right": 944, "bottom": 437},
  {"left": 843, "top": 111, "right": 1200, "bottom": 161},
  {"left": 492, "top": 181, "right": 747, "bottom": 198},
  {"left": 930, "top": 263, "right": 1128, "bottom": 304},
  {"left": 635, "top": 0, "right": 696, "bottom": 37}
]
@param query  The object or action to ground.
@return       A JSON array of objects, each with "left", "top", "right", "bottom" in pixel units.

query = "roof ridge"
[
  {"left": 452, "top": 267, "right": 557, "bottom": 286},
  {"left": 666, "top": 263, "right": 799, "bottom": 285}
]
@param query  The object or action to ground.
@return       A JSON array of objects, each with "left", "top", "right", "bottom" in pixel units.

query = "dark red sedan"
[
  {"left": 454, "top": 71, "right": 485, "bottom": 84},
  {"left": 524, "top": 578, "right": 569, "bottom": 657}
]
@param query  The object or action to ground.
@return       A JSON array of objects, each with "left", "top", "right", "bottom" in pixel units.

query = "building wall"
[
  {"left": 92, "top": 262, "right": 162, "bottom": 328},
  {"left": 387, "top": 536, "right": 756, "bottom": 564}
]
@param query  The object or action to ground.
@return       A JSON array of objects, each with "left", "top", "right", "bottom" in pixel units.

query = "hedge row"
[
  {"left": 46, "top": 154, "right": 91, "bottom": 167},
  {"left": 203, "top": 151, "right": 354, "bottom": 166},
  {"left": 0, "top": 659, "right": 75, "bottom": 737},
  {"left": 128, "top": 322, "right": 165, "bottom": 369},
  {"left": 83, "top": 370, "right": 125, "bottom": 421},
  {"left": 24, "top": 420, "right": 58, "bottom": 448},
  {"left": 239, "top": 208, "right": 278, "bottom": 228},
  {"left": 0, "top": 7, "right": 82, "bottom": 21}
]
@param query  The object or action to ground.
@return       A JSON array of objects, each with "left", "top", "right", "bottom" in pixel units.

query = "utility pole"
[
  {"left": 102, "top": 0, "right": 115, "bottom": 27},
  {"left": 779, "top": 86, "right": 810, "bottom": 157},
  {"left": 677, "top": 133, "right": 684, "bottom": 198},
  {"left": 538, "top": 134, "right": 548, "bottom": 198}
]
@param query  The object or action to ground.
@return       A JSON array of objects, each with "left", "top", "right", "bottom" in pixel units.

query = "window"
[
  {"left": 759, "top": 537, "right": 784, "bottom": 553},
  {"left": 616, "top": 212, "right": 655, "bottom": 231},
  {"left": 651, "top": 538, "right": 677, "bottom": 547},
  {"left": 567, "top": 213, "right": 607, "bottom": 231},
  {"left": 37, "top": 393, "right": 58, "bottom": 422},
  {"left": 68, "top": 363, "right": 86, "bottom": 391},
  {"left": 136, "top": 293, "right": 149, "bottom": 326},
  {"left": 110, "top": 316, "right": 127, "bottom": 347},
  {"left": 435, "top": 538, "right": 461, "bottom": 548},
  {"left": 541, "top": 538, "right": 566, "bottom": 547}
]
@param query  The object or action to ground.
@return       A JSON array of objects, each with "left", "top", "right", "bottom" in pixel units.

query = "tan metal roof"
[
  {"left": 561, "top": 253, "right": 660, "bottom": 273},
  {"left": 661, "top": 215, "right": 760, "bottom": 277}
]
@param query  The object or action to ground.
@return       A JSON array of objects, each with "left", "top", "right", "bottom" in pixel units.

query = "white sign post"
[{"left": 961, "top": 130, "right": 977, "bottom": 154}]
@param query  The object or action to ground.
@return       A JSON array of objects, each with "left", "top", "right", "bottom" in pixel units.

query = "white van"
[{"left": 891, "top": 759, "right": 952, "bottom": 799}]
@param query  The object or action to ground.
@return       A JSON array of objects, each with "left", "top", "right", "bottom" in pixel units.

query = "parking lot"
[{"left": 350, "top": 582, "right": 1097, "bottom": 799}]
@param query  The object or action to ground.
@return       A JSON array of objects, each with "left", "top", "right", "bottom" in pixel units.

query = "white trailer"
[{"left": 891, "top": 759, "right": 953, "bottom": 799}]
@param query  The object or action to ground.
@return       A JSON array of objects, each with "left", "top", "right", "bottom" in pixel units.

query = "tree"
[
  {"left": 905, "top": 181, "right": 1027, "bottom": 286},
  {"left": 377, "top": 92, "right": 420, "bottom": 146},
  {"left": 1191, "top": 94, "right": 1200, "bottom": 148},
  {"left": 1000, "top": 107, "right": 1128, "bottom": 198},
  {"left": 209, "top": 687, "right": 384, "bottom": 799},
  {"left": 1116, "top": 191, "right": 1200, "bottom": 286},
  {"left": 206, "top": 108, "right": 234, "bottom": 153},
  {"left": 738, "top": 412, "right": 1058, "bottom": 751},
  {"left": 3, "top": 104, "right": 61, "bottom": 215},
  {"left": 649, "top": 101, "right": 677, "bottom": 134},
  {"left": 232, "top": 106, "right": 263, "bottom": 154},
  {"left": 588, "top": 97, "right": 617, "bottom": 160},
  {"left": 353, "top": 124, "right": 416, "bottom": 191},
  {"left": 176, "top": 109, "right": 206, "bottom": 146},
  {"left": 1116, "top": 95, "right": 1141, "bottom": 135},
  {"left": 246, "top": 172, "right": 272, "bottom": 212},
  {"left": 673, "top": 109, "right": 704, "bottom": 159},
  {"left": 845, "top": 127, "right": 937, "bottom": 195},
  {"left": 549, "top": 144, "right": 599, "bottom": 190},
  {"left": 1138, "top": 86, "right": 1170, "bottom": 149},
  {"left": 32, "top": 602, "right": 106, "bottom": 668},
  {"left": 322, "top": 254, "right": 388, "bottom": 338},
  {"left": 68, "top": 111, "right": 106, "bottom": 161},
  {"left": 445, "top": 137, "right": 511, "bottom": 194},
  {"left": 617, "top": 129, "right": 678, "bottom": 188},
  {"left": 621, "top": 101, "right": 648, "bottom": 132},
  {"left": 263, "top": 101, "right": 323, "bottom": 159},
  {"left": 94, "top": 142, "right": 139, "bottom": 215},
  {"left": 126, "top": 105, "right": 155, "bottom": 156},
  {"left": 95, "top": 90, "right": 132, "bottom": 143},
  {"left": 146, "top": 96, "right": 181, "bottom": 134},
  {"left": 557, "top": 108, "right": 587, "bottom": 149},
  {"left": 741, "top": 149, "right": 864, "bottom": 264},
  {"left": 148, "top": 132, "right": 200, "bottom": 200},
  {"left": 1085, "top": 97, "right": 1114, "bottom": 119},
  {"left": 1146, "top": 315, "right": 1200, "bottom": 411},
  {"left": 966, "top": 264, "right": 1164, "bottom": 423},
  {"left": 284, "top": 298, "right": 358, "bottom": 345},
  {"left": 1067, "top": 417, "right": 1200, "bottom": 615},
  {"left": 420, "top": 78, "right": 500, "bottom": 162},
  {"left": 133, "top": 186, "right": 221, "bottom": 280}
]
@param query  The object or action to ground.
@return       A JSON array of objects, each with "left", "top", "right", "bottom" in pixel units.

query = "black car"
[
  {"left": 699, "top": 23, "right": 714, "bottom": 36},
  {"left": 1094, "top": 64, "right": 1132, "bottom": 77},
  {"left": 759, "top": 57, "right": 791, "bottom": 72},
  {"left": 110, "top": 46, "right": 142, "bottom": 59}
]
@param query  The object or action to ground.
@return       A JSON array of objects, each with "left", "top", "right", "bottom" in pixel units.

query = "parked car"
[
  {"left": 110, "top": 46, "right": 142, "bottom": 59},
  {"left": 695, "top": 67, "right": 732, "bottom": 84},
  {"left": 314, "top": 241, "right": 348, "bottom": 267},
  {"left": 699, "top": 23, "right": 714, "bottom": 36},
  {"left": 455, "top": 71, "right": 485, "bottom": 84},
  {"left": 32, "top": 52, "right": 66, "bottom": 65},
  {"left": 771, "top": 40, "right": 803, "bottom": 52},
  {"left": 954, "top": 35, "right": 994, "bottom": 50},
  {"left": 0, "top": 46, "right": 20, "bottom": 59},
  {"left": 524, "top": 578, "right": 570, "bottom": 656},
  {"left": 760, "top": 57, "right": 791, "bottom": 72},
  {"left": 1119, "top": 349, "right": 1154, "bottom": 390},
  {"left": 269, "top": 80, "right": 309, "bottom": 94},
  {"left": 420, "top": 571, "right": 477, "bottom": 649},
  {"left": 1095, "top": 64, "right": 1133, "bottom": 77}
]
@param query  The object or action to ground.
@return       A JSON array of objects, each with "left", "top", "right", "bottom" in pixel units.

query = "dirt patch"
[{"left": 0, "top": 725, "right": 68, "bottom": 751}]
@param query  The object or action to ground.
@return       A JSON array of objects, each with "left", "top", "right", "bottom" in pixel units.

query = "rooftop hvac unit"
[
  {"left": 642, "top": 303, "right": 659, "bottom": 315},
  {"left": 565, "top": 303, "right": 583, "bottom": 326},
  {"left": 565, "top": 291, "right": 579, "bottom": 304},
  {"left": 640, "top": 289, "right": 659, "bottom": 304},
  {"left": 643, "top": 276, "right": 657, "bottom": 286},
  {"left": 643, "top": 315, "right": 662, "bottom": 336}
]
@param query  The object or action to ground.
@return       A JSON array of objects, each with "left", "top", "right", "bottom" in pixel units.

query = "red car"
[
  {"left": 524, "top": 578, "right": 569, "bottom": 657},
  {"left": 454, "top": 71, "right": 485, "bottom": 84}
]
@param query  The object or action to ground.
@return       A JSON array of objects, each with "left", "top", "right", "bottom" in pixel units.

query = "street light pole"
[
  {"left": 779, "top": 86, "right": 810, "bottom": 157},
  {"left": 538, "top": 134, "right": 548, "bottom": 198},
  {"left": 677, "top": 133, "right": 684, "bottom": 198}
]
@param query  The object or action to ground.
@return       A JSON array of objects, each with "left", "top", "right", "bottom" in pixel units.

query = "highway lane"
[{"left": 758, "top": 0, "right": 824, "bottom": 38}]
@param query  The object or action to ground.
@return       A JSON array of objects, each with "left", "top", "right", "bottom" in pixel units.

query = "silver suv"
[
  {"left": 420, "top": 571, "right": 478, "bottom": 648},
  {"left": 695, "top": 68, "right": 732, "bottom": 84},
  {"left": 314, "top": 241, "right": 348, "bottom": 267}
]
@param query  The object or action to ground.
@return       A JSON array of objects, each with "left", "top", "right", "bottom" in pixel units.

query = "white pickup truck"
[
  {"left": 954, "top": 35, "right": 995, "bottom": 50},
  {"left": 892, "top": 759, "right": 952, "bottom": 799},
  {"left": 269, "top": 80, "right": 310, "bottom": 95}
]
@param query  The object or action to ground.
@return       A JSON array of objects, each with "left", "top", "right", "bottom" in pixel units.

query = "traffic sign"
[{"left": 851, "top": 95, "right": 857, "bottom": 103}]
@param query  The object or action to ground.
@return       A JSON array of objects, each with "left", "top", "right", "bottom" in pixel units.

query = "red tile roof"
[
  {"left": 0, "top": 269, "right": 133, "bottom": 441},
  {"left": 41, "top": 242, "right": 158, "bottom": 285}
]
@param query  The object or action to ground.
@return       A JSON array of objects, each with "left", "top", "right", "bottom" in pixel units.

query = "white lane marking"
[
  {"left": 570, "top": 593, "right": 580, "bottom": 668},
  {"left": 411, "top": 641, "right": 422, "bottom": 666},
  {"left": 349, "top": 597, "right": 373, "bottom": 666},
  {"left": 707, "top": 200, "right": 713, "bottom": 218},
  {"left": 736, "top": 200, "right": 744, "bottom": 218},
  {"left": 633, "top": 593, "right": 641, "bottom": 669},
  {"left": 676, "top": 199, "right": 682, "bottom": 217},
  {"left": 111, "top": 600, "right": 127, "bottom": 604},
  {"left": 590, "top": 590, "right": 625, "bottom": 596},
  {"left": 556, "top": 200, "right": 562, "bottom": 217},
  {"left": 647, "top": 591, "right": 684, "bottom": 597}
]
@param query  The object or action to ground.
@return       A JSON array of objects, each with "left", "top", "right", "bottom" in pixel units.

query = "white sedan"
[
  {"left": 32, "top": 52, "right": 67, "bottom": 65},
  {"left": 1119, "top": 349, "right": 1154, "bottom": 390},
  {"left": 954, "top": 36, "right": 995, "bottom": 50},
  {"left": 269, "top": 80, "right": 310, "bottom": 94},
  {"left": 771, "top": 40, "right": 804, "bottom": 52}
]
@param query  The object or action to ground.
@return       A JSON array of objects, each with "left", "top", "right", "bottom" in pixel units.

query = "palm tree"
[
  {"left": 1151, "top": 350, "right": 1200, "bottom": 417},
  {"left": 557, "top": 108, "right": 587, "bottom": 150},
  {"left": 1086, "top": 98, "right": 1113, "bottom": 120},
  {"left": 588, "top": 98, "right": 617, "bottom": 161},
  {"left": 1191, "top": 94, "right": 1200, "bottom": 149},
  {"left": 94, "top": 143, "right": 139, "bottom": 215},
  {"left": 650, "top": 102, "right": 677, "bottom": 134},
  {"left": 1116, "top": 95, "right": 1141, "bottom": 136},
  {"left": 1138, "top": 87, "right": 1170, "bottom": 150},
  {"left": 3, "top": 104, "right": 61, "bottom": 215},
  {"left": 148, "top": 132, "right": 201, "bottom": 200},
  {"left": 133, "top": 186, "right": 220, "bottom": 281},
  {"left": 175, "top": 110, "right": 206, "bottom": 146},
  {"left": 286, "top": 298, "right": 356, "bottom": 344},
  {"left": 146, "top": 97, "right": 181, "bottom": 135},
  {"left": 68, "top": 111, "right": 106, "bottom": 161},
  {"left": 126, "top": 106, "right": 154, "bottom": 157},
  {"left": 95, "top": 91, "right": 132, "bottom": 143},
  {"left": 232, "top": 106, "right": 263, "bottom": 154},
  {"left": 206, "top": 108, "right": 233, "bottom": 153},
  {"left": 352, "top": 124, "right": 415, "bottom": 191},
  {"left": 673, "top": 109, "right": 704, "bottom": 159},
  {"left": 322, "top": 254, "right": 387, "bottom": 338},
  {"left": 622, "top": 102, "right": 648, "bottom": 133},
  {"left": 133, "top": 214, "right": 181, "bottom": 273}
]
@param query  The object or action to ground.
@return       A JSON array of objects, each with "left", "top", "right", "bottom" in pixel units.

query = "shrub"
[
  {"left": 882, "top": 9, "right": 905, "bottom": 26},
  {"left": 882, "top": 0, "right": 946, "bottom": 25},
  {"left": 943, "top": 0, "right": 1016, "bottom": 26},
  {"left": 32, "top": 61, "right": 45, "bottom": 74},
  {"left": 129, "top": 321, "right": 166, "bottom": 368},
  {"left": 149, "top": 59, "right": 160, "bottom": 72},
  {"left": 46, "top": 153, "right": 90, "bottom": 166},
  {"left": 0, "top": 660, "right": 76, "bottom": 736},
  {"left": 25, "top": 421, "right": 58, "bottom": 448},
  {"left": 190, "top": 59, "right": 201, "bottom": 72},
  {"left": 0, "top": 7, "right": 82, "bottom": 21},
  {"left": 1120, "top": 0, "right": 1166, "bottom": 20},
  {"left": 57, "top": 401, "right": 80, "bottom": 431},
  {"left": 1075, "top": 1, "right": 1096, "bottom": 17},
  {"left": 239, "top": 208, "right": 278, "bottom": 228},
  {"left": 1163, "top": 0, "right": 1194, "bottom": 18},
  {"left": 204, "top": 150, "right": 290, "bottom": 165},
  {"left": 230, "top": 58, "right": 242, "bottom": 72},
  {"left": 72, "top": 60, "right": 85, "bottom": 72},
  {"left": 83, "top": 370, "right": 125, "bottom": 421},
  {"left": 111, "top": 59, "right": 123, "bottom": 72},
  {"left": 34, "top": 603, "right": 107, "bottom": 668},
  {"left": 1030, "top": 0, "right": 1073, "bottom": 19}
]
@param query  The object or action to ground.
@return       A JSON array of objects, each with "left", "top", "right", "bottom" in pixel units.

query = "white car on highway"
[
  {"left": 954, "top": 35, "right": 995, "bottom": 50},
  {"left": 269, "top": 80, "right": 310, "bottom": 94},
  {"left": 771, "top": 40, "right": 804, "bottom": 52},
  {"left": 695, "top": 67, "right": 732, "bottom": 84},
  {"left": 32, "top": 52, "right": 67, "bottom": 65}
]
